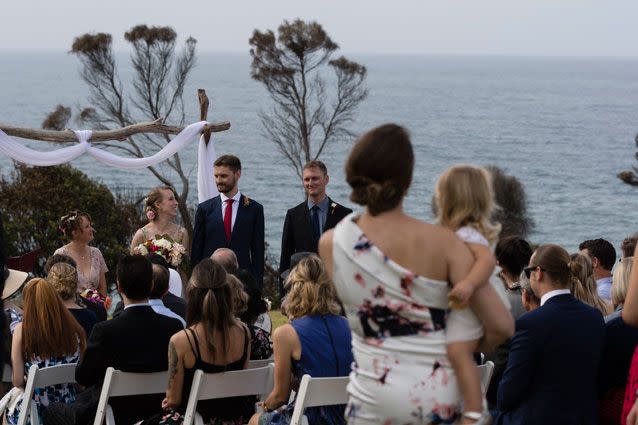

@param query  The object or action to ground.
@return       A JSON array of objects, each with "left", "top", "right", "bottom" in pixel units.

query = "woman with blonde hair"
[
  {"left": 608, "top": 256, "right": 633, "bottom": 321},
  {"left": 7, "top": 278, "right": 87, "bottom": 425},
  {"left": 47, "top": 262, "right": 98, "bottom": 337},
  {"left": 249, "top": 255, "right": 352, "bottom": 425},
  {"left": 130, "top": 186, "right": 188, "bottom": 251},
  {"left": 569, "top": 253, "right": 611, "bottom": 316}
]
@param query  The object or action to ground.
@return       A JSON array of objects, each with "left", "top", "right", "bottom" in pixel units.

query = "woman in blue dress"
[
  {"left": 249, "top": 255, "right": 353, "bottom": 425},
  {"left": 6, "top": 278, "right": 86, "bottom": 425}
]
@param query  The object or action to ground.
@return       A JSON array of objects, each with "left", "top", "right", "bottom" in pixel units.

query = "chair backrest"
[
  {"left": 290, "top": 374, "right": 350, "bottom": 425},
  {"left": 478, "top": 360, "right": 495, "bottom": 393},
  {"left": 93, "top": 367, "right": 168, "bottom": 425},
  {"left": 182, "top": 364, "right": 274, "bottom": 425},
  {"left": 247, "top": 358, "right": 274, "bottom": 369},
  {"left": 18, "top": 363, "right": 77, "bottom": 425}
]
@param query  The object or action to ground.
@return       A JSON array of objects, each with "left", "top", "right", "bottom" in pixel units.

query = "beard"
[{"left": 217, "top": 178, "right": 237, "bottom": 194}]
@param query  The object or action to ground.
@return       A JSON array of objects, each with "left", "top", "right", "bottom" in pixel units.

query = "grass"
[{"left": 269, "top": 310, "right": 288, "bottom": 331}]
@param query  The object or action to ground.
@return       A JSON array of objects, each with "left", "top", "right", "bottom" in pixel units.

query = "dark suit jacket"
[
  {"left": 494, "top": 294, "right": 605, "bottom": 425},
  {"left": 599, "top": 315, "right": 638, "bottom": 394},
  {"left": 191, "top": 194, "right": 265, "bottom": 286},
  {"left": 279, "top": 197, "right": 352, "bottom": 275},
  {"left": 75, "top": 305, "right": 182, "bottom": 424}
]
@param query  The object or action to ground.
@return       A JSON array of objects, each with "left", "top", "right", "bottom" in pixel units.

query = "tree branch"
[{"left": 0, "top": 119, "right": 231, "bottom": 143}]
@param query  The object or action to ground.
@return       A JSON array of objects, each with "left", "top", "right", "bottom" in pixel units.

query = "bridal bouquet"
[{"left": 134, "top": 234, "right": 186, "bottom": 267}]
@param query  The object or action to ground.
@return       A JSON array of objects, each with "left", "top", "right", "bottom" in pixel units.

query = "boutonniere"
[
  {"left": 243, "top": 196, "right": 251, "bottom": 207},
  {"left": 330, "top": 202, "right": 337, "bottom": 214}
]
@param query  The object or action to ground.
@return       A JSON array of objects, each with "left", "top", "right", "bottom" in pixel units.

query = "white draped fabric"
[{"left": 0, "top": 121, "right": 218, "bottom": 203}]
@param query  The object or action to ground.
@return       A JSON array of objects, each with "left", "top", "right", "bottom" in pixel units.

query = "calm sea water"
[{"left": 0, "top": 51, "right": 636, "bottom": 258}]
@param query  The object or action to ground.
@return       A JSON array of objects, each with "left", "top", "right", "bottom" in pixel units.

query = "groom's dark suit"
[
  {"left": 279, "top": 197, "right": 352, "bottom": 275},
  {"left": 191, "top": 193, "right": 265, "bottom": 286}
]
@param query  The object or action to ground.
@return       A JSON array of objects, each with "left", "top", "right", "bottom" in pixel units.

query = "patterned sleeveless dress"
[{"left": 331, "top": 213, "right": 462, "bottom": 424}]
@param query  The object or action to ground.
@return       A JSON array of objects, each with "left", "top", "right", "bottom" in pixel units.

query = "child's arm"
[{"left": 449, "top": 242, "right": 495, "bottom": 306}]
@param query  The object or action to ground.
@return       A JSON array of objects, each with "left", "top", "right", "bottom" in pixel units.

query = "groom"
[{"left": 191, "top": 155, "right": 265, "bottom": 287}]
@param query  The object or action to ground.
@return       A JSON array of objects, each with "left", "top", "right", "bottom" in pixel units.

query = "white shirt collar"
[
  {"left": 124, "top": 302, "right": 149, "bottom": 309},
  {"left": 540, "top": 289, "right": 571, "bottom": 306},
  {"left": 220, "top": 191, "right": 241, "bottom": 203},
  {"left": 148, "top": 299, "right": 165, "bottom": 307}
]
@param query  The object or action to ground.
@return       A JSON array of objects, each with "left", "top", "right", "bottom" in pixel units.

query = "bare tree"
[
  {"left": 249, "top": 19, "right": 368, "bottom": 179},
  {"left": 618, "top": 133, "right": 638, "bottom": 186},
  {"left": 69, "top": 25, "right": 198, "bottom": 240},
  {"left": 487, "top": 166, "right": 535, "bottom": 239}
]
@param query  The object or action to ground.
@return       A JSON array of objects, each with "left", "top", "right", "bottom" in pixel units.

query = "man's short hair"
[
  {"left": 579, "top": 238, "right": 616, "bottom": 271},
  {"left": 117, "top": 255, "right": 153, "bottom": 300},
  {"left": 214, "top": 155, "right": 241, "bottom": 172},
  {"left": 621, "top": 234, "right": 638, "bottom": 258},
  {"left": 495, "top": 236, "right": 533, "bottom": 278},
  {"left": 149, "top": 263, "right": 170, "bottom": 299},
  {"left": 303, "top": 160, "right": 328, "bottom": 175},
  {"left": 211, "top": 248, "right": 239, "bottom": 274}
]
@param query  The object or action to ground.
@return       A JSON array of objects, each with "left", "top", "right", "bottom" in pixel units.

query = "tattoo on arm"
[{"left": 168, "top": 341, "right": 178, "bottom": 385}]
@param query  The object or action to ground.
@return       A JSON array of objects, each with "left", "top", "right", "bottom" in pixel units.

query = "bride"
[{"left": 130, "top": 186, "right": 189, "bottom": 253}]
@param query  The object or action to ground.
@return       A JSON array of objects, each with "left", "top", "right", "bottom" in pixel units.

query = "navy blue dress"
[{"left": 259, "top": 314, "right": 353, "bottom": 425}]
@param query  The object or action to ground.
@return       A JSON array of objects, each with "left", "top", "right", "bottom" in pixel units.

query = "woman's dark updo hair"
[
  {"left": 58, "top": 210, "right": 91, "bottom": 239},
  {"left": 345, "top": 124, "right": 413, "bottom": 216}
]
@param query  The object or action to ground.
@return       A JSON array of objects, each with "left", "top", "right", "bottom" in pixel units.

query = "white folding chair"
[
  {"left": 289, "top": 374, "right": 350, "bottom": 425},
  {"left": 17, "top": 363, "right": 77, "bottom": 425},
  {"left": 93, "top": 367, "right": 168, "bottom": 425},
  {"left": 247, "top": 357, "right": 274, "bottom": 369},
  {"left": 478, "top": 360, "right": 495, "bottom": 393},
  {"left": 183, "top": 364, "right": 274, "bottom": 425}
]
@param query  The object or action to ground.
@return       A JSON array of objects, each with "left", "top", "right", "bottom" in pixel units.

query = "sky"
[{"left": 1, "top": 0, "right": 637, "bottom": 56}]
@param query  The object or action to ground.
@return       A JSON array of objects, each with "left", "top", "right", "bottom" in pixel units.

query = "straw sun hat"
[{"left": 2, "top": 268, "right": 28, "bottom": 300}]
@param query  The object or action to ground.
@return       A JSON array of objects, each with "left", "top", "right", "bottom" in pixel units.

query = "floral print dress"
[
  {"left": 332, "top": 214, "right": 462, "bottom": 425},
  {"left": 6, "top": 352, "right": 80, "bottom": 425}
]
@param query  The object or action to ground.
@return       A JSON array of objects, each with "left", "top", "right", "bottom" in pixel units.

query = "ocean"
[{"left": 0, "top": 51, "right": 636, "bottom": 258}]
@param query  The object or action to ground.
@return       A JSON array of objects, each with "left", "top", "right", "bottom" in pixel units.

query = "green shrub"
[{"left": 0, "top": 164, "right": 142, "bottom": 283}]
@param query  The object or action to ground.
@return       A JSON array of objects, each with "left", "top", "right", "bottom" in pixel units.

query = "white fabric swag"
[{"left": 0, "top": 121, "right": 219, "bottom": 203}]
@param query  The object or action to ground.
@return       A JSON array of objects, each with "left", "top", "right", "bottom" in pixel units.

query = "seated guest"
[
  {"left": 2, "top": 269, "right": 28, "bottom": 334},
  {"left": 520, "top": 272, "right": 541, "bottom": 312},
  {"left": 570, "top": 253, "right": 612, "bottom": 316},
  {"left": 238, "top": 269, "right": 273, "bottom": 360},
  {"left": 621, "top": 234, "right": 637, "bottom": 260},
  {"left": 249, "top": 255, "right": 352, "bottom": 425},
  {"left": 495, "top": 236, "right": 533, "bottom": 320},
  {"left": 75, "top": 255, "right": 182, "bottom": 424},
  {"left": 494, "top": 244, "right": 605, "bottom": 425},
  {"left": 163, "top": 259, "right": 251, "bottom": 424},
  {"left": 7, "top": 278, "right": 86, "bottom": 425},
  {"left": 212, "top": 247, "right": 239, "bottom": 274},
  {"left": 44, "top": 254, "right": 107, "bottom": 322},
  {"left": 607, "top": 257, "right": 633, "bottom": 322},
  {"left": 47, "top": 262, "right": 98, "bottom": 338},
  {"left": 112, "top": 254, "right": 186, "bottom": 320},
  {"left": 148, "top": 263, "right": 186, "bottom": 327},
  {"left": 580, "top": 238, "right": 617, "bottom": 303},
  {"left": 228, "top": 273, "right": 249, "bottom": 317}
]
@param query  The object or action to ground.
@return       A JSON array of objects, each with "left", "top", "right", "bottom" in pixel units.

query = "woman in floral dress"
[
  {"left": 320, "top": 124, "right": 513, "bottom": 425},
  {"left": 7, "top": 278, "right": 86, "bottom": 425}
]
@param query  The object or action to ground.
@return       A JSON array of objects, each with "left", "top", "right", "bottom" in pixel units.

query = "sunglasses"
[{"left": 523, "top": 265, "right": 544, "bottom": 279}]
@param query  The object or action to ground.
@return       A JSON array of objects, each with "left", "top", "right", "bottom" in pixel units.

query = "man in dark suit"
[
  {"left": 76, "top": 255, "right": 183, "bottom": 424},
  {"left": 493, "top": 244, "right": 605, "bottom": 425},
  {"left": 191, "top": 155, "right": 265, "bottom": 286},
  {"left": 279, "top": 160, "right": 352, "bottom": 286}
]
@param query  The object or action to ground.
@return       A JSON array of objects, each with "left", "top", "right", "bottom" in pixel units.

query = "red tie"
[{"left": 224, "top": 199, "right": 234, "bottom": 242}]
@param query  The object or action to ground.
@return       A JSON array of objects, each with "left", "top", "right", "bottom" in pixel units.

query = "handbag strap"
[{"left": 320, "top": 315, "right": 340, "bottom": 375}]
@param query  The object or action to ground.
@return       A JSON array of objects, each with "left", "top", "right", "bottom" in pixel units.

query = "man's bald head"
[{"left": 211, "top": 248, "right": 238, "bottom": 274}]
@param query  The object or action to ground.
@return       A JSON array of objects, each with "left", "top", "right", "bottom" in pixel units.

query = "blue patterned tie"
[{"left": 311, "top": 205, "right": 321, "bottom": 240}]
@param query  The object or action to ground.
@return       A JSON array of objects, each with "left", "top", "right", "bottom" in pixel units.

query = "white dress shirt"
[
  {"left": 149, "top": 299, "right": 186, "bottom": 327},
  {"left": 220, "top": 191, "right": 241, "bottom": 231},
  {"left": 540, "top": 289, "right": 571, "bottom": 306}
]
